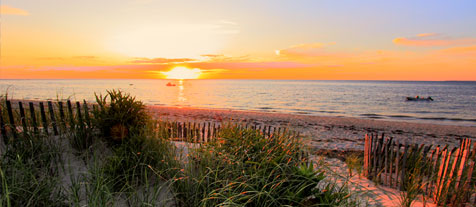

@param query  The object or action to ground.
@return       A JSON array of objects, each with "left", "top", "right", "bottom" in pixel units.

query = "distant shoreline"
[{"left": 1, "top": 78, "right": 476, "bottom": 82}]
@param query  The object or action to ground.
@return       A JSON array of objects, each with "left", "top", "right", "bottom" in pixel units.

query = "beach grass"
[{"left": 0, "top": 90, "right": 365, "bottom": 206}]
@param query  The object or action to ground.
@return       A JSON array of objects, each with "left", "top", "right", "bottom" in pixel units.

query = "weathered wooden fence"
[
  {"left": 0, "top": 100, "right": 94, "bottom": 142},
  {"left": 0, "top": 99, "right": 298, "bottom": 145},
  {"left": 157, "top": 120, "right": 298, "bottom": 143},
  {"left": 363, "top": 134, "right": 476, "bottom": 206}
]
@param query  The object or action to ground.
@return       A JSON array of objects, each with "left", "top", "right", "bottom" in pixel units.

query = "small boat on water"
[
  {"left": 166, "top": 82, "right": 176, "bottom": 87},
  {"left": 406, "top": 96, "right": 434, "bottom": 101}
]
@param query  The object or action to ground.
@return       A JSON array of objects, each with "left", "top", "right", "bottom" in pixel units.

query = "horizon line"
[{"left": 1, "top": 78, "right": 475, "bottom": 82}]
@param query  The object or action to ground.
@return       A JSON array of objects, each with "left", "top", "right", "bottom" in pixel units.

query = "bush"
[{"left": 94, "top": 90, "right": 150, "bottom": 142}]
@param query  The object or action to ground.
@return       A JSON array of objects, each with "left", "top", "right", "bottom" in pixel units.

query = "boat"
[
  {"left": 406, "top": 96, "right": 434, "bottom": 101},
  {"left": 166, "top": 82, "right": 176, "bottom": 87}
]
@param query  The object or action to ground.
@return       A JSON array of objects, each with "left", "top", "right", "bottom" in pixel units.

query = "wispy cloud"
[
  {"left": 0, "top": 5, "right": 29, "bottom": 16},
  {"left": 201, "top": 54, "right": 225, "bottom": 58},
  {"left": 73, "top": 56, "right": 98, "bottom": 60},
  {"left": 201, "top": 54, "right": 251, "bottom": 62},
  {"left": 190, "top": 61, "right": 316, "bottom": 71},
  {"left": 131, "top": 57, "right": 196, "bottom": 64},
  {"left": 416, "top": 33, "right": 437, "bottom": 37},
  {"left": 393, "top": 34, "right": 476, "bottom": 46},
  {"left": 276, "top": 42, "right": 337, "bottom": 57},
  {"left": 437, "top": 45, "right": 476, "bottom": 56}
]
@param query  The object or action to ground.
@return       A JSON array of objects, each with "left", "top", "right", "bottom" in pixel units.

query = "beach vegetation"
[
  {"left": 171, "top": 124, "right": 355, "bottom": 206},
  {"left": 0, "top": 133, "right": 66, "bottom": 206},
  {"left": 345, "top": 153, "right": 363, "bottom": 177},
  {"left": 93, "top": 89, "right": 149, "bottom": 142},
  {"left": 1, "top": 91, "right": 356, "bottom": 206}
]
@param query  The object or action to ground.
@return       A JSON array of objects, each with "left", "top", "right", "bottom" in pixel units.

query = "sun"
[{"left": 161, "top": 66, "right": 202, "bottom": 79}]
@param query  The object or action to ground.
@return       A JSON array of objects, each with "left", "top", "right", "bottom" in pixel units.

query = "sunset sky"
[{"left": 1, "top": 0, "right": 475, "bottom": 80}]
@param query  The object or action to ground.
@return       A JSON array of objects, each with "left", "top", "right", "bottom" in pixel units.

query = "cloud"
[
  {"left": 276, "top": 42, "right": 337, "bottom": 57},
  {"left": 201, "top": 54, "right": 225, "bottom": 58},
  {"left": 131, "top": 57, "right": 196, "bottom": 64},
  {"left": 0, "top": 5, "right": 29, "bottom": 16},
  {"left": 437, "top": 45, "right": 476, "bottom": 56},
  {"left": 200, "top": 54, "right": 251, "bottom": 62},
  {"left": 417, "top": 33, "right": 437, "bottom": 37},
  {"left": 73, "top": 56, "right": 97, "bottom": 60},
  {"left": 38, "top": 57, "right": 66, "bottom": 61},
  {"left": 393, "top": 34, "right": 476, "bottom": 46},
  {"left": 189, "top": 61, "right": 316, "bottom": 71}
]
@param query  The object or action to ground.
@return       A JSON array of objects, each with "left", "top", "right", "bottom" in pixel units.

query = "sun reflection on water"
[{"left": 178, "top": 79, "right": 186, "bottom": 103}]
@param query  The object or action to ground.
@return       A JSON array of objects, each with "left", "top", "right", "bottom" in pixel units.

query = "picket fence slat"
[
  {"left": 48, "top": 101, "right": 59, "bottom": 135},
  {"left": 39, "top": 102, "right": 49, "bottom": 135},
  {"left": 6, "top": 100, "right": 17, "bottom": 139},
  {"left": 19, "top": 102, "right": 28, "bottom": 135},
  {"left": 0, "top": 105, "right": 7, "bottom": 141}
]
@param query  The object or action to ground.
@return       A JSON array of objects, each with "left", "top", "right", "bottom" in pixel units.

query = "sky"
[{"left": 1, "top": 0, "right": 475, "bottom": 80}]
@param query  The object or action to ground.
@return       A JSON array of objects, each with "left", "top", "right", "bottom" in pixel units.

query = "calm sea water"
[{"left": 1, "top": 79, "right": 476, "bottom": 126}]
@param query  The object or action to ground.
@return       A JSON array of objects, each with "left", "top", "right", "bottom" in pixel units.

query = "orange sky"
[{"left": 1, "top": 1, "right": 475, "bottom": 80}]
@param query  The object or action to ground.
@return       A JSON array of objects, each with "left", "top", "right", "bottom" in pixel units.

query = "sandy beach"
[
  {"left": 147, "top": 105, "right": 476, "bottom": 155},
  {"left": 147, "top": 105, "right": 476, "bottom": 206}
]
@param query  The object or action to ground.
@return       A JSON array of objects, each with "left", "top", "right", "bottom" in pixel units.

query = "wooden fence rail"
[{"left": 363, "top": 134, "right": 476, "bottom": 206}]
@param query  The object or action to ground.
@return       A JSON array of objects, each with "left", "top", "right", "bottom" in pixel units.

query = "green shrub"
[{"left": 94, "top": 89, "right": 150, "bottom": 142}]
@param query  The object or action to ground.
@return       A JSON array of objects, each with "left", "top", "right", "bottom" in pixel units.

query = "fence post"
[
  {"left": 435, "top": 148, "right": 449, "bottom": 202},
  {"left": 395, "top": 141, "right": 401, "bottom": 188},
  {"left": 267, "top": 125, "right": 271, "bottom": 138},
  {"left": 207, "top": 122, "right": 211, "bottom": 142},
  {"left": 39, "top": 102, "right": 49, "bottom": 135},
  {"left": 400, "top": 144, "right": 409, "bottom": 191},
  {"left": 213, "top": 122, "right": 217, "bottom": 138},
  {"left": 58, "top": 101, "right": 66, "bottom": 131},
  {"left": 201, "top": 123, "right": 206, "bottom": 143},
  {"left": 388, "top": 140, "right": 395, "bottom": 185},
  {"left": 452, "top": 139, "right": 470, "bottom": 204},
  {"left": 364, "top": 134, "right": 369, "bottom": 177},
  {"left": 426, "top": 147, "right": 437, "bottom": 195},
  {"left": 428, "top": 146, "right": 441, "bottom": 198},
  {"left": 29, "top": 102, "right": 38, "bottom": 135},
  {"left": 462, "top": 160, "right": 474, "bottom": 205},
  {"left": 18, "top": 102, "right": 28, "bottom": 135},
  {"left": 48, "top": 101, "right": 59, "bottom": 135},
  {"left": 185, "top": 122, "right": 192, "bottom": 142},
  {"left": 76, "top": 102, "right": 84, "bottom": 130},
  {"left": 6, "top": 100, "right": 17, "bottom": 139},
  {"left": 0, "top": 106, "right": 8, "bottom": 142},
  {"left": 196, "top": 123, "right": 200, "bottom": 143},
  {"left": 67, "top": 100, "right": 74, "bottom": 128},
  {"left": 371, "top": 134, "right": 378, "bottom": 179},
  {"left": 83, "top": 100, "right": 91, "bottom": 127},
  {"left": 445, "top": 147, "right": 461, "bottom": 199}
]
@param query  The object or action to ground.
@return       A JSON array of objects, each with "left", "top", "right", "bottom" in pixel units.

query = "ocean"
[{"left": 1, "top": 79, "right": 475, "bottom": 126}]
